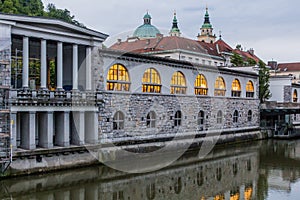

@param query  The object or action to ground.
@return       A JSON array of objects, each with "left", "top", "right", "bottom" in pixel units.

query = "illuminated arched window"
[
  {"left": 214, "top": 76, "right": 226, "bottom": 96},
  {"left": 194, "top": 74, "right": 208, "bottom": 95},
  {"left": 230, "top": 190, "right": 240, "bottom": 200},
  {"left": 142, "top": 68, "right": 161, "bottom": 93},
  {"left": 214, "top": 194, "right": 225, "bottom": 200},
  {"left": 246, "top": 80, "right": 254, "bottom": 98},
  {"left": 107, "top": 64, "right": 130, "bottom": 91},
  {"left": 244, "top": 185, "right": 253, "bottom": 200},
  {"left": 293, "top": 89, "right": 298, "bottom": 102},
  {"left": 231, "top": 79, "right": 241, "bottom": 97},
  {"left": 171, "top": 71, "right": 187, "bottom": 94}
]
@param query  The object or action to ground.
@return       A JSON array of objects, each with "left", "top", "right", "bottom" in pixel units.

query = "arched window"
[
  {"left": 248, "top": 110, "right": 252, "bottom": 122},
  {"left": 198, "top": 110, "right": 205, "bottom": 125},
  {"left": 174, "top": 111, "right": 182, "bottom": 127},
  {"left": 107, "top": 64, "right": 130, "bottom": 91},
  {"left": 233, "top": 110, "right": 239, "bottom": 123},
  {"left": 231, "top": 79, "right": 241, "bottom": 97},
  {"left": 194, "top": 74, "right": 208, "bottom": 95},
  {"left": 293, "top": 89, "right": 298, "bottom": 102},
  {"left": 113, "top": 111, "right": 125, "bottom": 130},
  {"left": 142, "top": 68, "right": 161, "bottom": 93},
  {"left": 214, "top": 76, "right": 226, "bottom": 96},
  {"left": 171, "top": 71, "right": 187, "bottom": 94},
  {"left": 246, "top": 81, "right": 254, "bottom": 98},
  {"left": 217, "top": 110, "right": 222, "bottom": 124},
  {"left": 146, "top": 111, "right": 156, "bottom": 128}
]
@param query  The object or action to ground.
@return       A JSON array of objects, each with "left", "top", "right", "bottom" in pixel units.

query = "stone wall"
[
  {"left": 99, "top": 92, "right": 259, "bottom": 143},
  {"left": 283, "top": 85, "right": 292, "bottom": 102}
]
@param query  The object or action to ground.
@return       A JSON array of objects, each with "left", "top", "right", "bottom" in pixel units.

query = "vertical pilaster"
[
  {"left": 72, "top": 44, "right": 78, "bottom": 90},
  {"left": 55, "top": 111, "right": 70, "bottom": 147},
  {"left": 40, "top": 39, "right": 47, "bottom": 89},
  {"left": 85, "top": 112, "right": 98, "bottom": 144},
  {"left": 86, "top": 47, "right": 92, "bottom": 90},
  {"left": 71, "top": 111, "right": 85, "bottom": 145},
  {"left": 10, "top": 112, "right": 17, "bottom": 150},
  {"left": 57, "top": 42, "right": 63, "bottom": 90},
  {"left": 21, "top": 112, "right": 36, "bottom": 150},
  {"left": 22, "top": 36, "right": 29, "bottom": 88},
  {"left": 39, "top": 112, "right": 54, "bottom": 148}
]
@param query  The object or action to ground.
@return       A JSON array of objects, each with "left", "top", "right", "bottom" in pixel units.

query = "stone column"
[
  {"left": 71, "top": 111, "right": 85, "bottom": 145},
  {"left": 85, "top": 112, "right": 98, "bottom": 144},
  {"left": 85, "top": 185, "right": 98, "bottom": 200},
  {"left": 57, "top": 42, "right": 63, "bottom": 90},
  {"left": 55, "top": 111, "right": 70, "bottom": 147},
  {"left": 39, "top": 112, "right": 54, "bottom": 148},
  {"left": 21, "top": 112, "right": 36, "bottom": 150},
  {"left": 10, "top": 112, "right": 17, "bottom": 150},
  {"left": 54, "top": 191, "right": 70, "bottom": 200},
  {"left": 40, "top": 39, "right": 47, "bottom": 89},
  {"left": 71, "top": 188, "right": 85, "bottom": 200},
  {"left": 240, "top": 185, "right": 245, "bottom": 200},
  {"left": 22, "top": 36, "right": 29, "bottom": 88},
  {"left": 72, "top": 44, "right": 78, "bottom": 90},
  {"left": 86, "top": 47, "right": 92, "bottom": 91}
]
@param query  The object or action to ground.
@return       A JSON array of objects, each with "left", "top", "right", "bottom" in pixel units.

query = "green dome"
[
  {"left": 133, "top": 24, "right": 161, "bottom": 38},
  {"left": 133, "top": 12, "right": 161, "bottom": 39}
]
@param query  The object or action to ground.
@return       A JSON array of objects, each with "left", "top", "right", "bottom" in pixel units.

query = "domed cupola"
[{"left": 133, "top": 11, "right": 161, "bottom": 39}]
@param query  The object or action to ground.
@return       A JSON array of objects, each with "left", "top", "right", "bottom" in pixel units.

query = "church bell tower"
[{"left": 197, "top": 7, "right": 216, "bottom": 43}]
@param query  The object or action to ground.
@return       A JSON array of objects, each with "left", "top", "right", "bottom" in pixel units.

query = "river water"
[{"left": 1, "top": 139, "right": 300, "bottom": 200}]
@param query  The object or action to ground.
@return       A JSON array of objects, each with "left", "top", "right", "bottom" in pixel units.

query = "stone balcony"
[{"left": 9, "top": 89, "right": 103, "bottom": 106}]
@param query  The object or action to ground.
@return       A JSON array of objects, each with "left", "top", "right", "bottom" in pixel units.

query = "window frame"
[
  {"left": 142, "top": 68, "right": 162, "bottom": 93},
  {"left": 217, "top": 110, "right": 222, "bottom": 124},
  {"left": 233, "top": 110, "right": 239, "bottom": 123},
  {"left": 174, "top": 110, "right": 182, "bottom": 127},
  {"left": 248, "top": 110, "right": 252, "bottom": 122},
  {"left": 214, "top": 76, "right": 226, "bottom": 96},
  {"left": 246, "top": 80, "right": 255, "bottom": 98},
  {"left": 146, "top": 111, "right": 156, "bottom": 128},
  {"left": 107, "top": 64, "right": 130, "bottom": 92},
  {"left": 194, "top": 74, "right": 208, "bottom": 95},
  {"left": 231, "top": 79, "right": 241, "bottom": 97},
  {"left": 113, "top": 111, "right": 125, "bottom": 130},
  {"left": 170, "top": 71, "right": 187, "bottom": 95}
]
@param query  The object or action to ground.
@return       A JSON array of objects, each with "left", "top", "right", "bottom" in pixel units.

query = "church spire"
[
  {"left": 169, "top": 11, "right": 181, "bottom": 37},
  {"left": 197, "top": 6, "right": 216, "bottom": 43}
]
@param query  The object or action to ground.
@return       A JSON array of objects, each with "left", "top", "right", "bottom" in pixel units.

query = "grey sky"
[{"left": 42, "top": 0, "right": 300, "bottom": 63}]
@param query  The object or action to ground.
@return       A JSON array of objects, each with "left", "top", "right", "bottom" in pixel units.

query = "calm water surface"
[{"left": 1, "top": 139, "right": 300, "bottom": 200}]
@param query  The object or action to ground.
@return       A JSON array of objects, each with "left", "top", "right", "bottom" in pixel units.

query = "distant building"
[{"left": 110, "top": 8, "right": 262, "bottom": 67}]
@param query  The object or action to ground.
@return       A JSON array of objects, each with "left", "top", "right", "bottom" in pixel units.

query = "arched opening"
[
  {"left": 214, "top": 76, "right": 226, "bottom": 96},
  {"left": 248, "top": 110, "right": 252, "bottom": 122},
  {"left": 194, "top": 74, "right": 208, "bottom": 95},
  {"left": 233, "top": 110, "right": 239, "bottom": 123},
  {"left": 293, "top": 89, "right": 298, "bottom": 102},
  {"left": 113, "top": 111, "right": 125, "bottom": 130},
  {"left": 246, "top": 80, "right": 254, "bottom": 98},
  {"left": 231, "top": 79, "right": 241, "bottom": 97},
  {"left": 142, "top": 68, "right": 161, "bottom": 93},
  {"left": 107, "top": 64, "right": 130, "bottom": 91},
  {"left": 146, "top": 111, "right": 156, "bottom": 128},
  {"left": 174, "top": 111, "right": 182, "bottom": 127},
  {"left": 217, "top": 110, "right": 222, "bottom": 124},
  {"left": 171, "top": 71, "right": 187, "bottom": 94}
]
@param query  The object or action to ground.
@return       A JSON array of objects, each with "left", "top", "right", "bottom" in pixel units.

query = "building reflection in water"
[{"left": 2, "top": 140, "right": 300, "bottom": 200}]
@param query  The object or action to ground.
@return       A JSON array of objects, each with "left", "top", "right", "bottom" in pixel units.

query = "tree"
[
  {"left": 0, "top": 0, "right": 18, "bottom": 14},
  {"left": 230, "top": 52, "right": 244, "bottom": 66},
  {"left": 258, "top": 60, "right": 272, "bottom": 103},
  {"left": 247, "top": 58, "right": 257, "bottom": 66}
]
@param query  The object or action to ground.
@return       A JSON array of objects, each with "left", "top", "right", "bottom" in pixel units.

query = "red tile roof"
[
  {"left": 277, "top": 62, "right": 300, "bottom": 71},
  {"left": 233, "top": 49, "right": 260, "bottom": 63}
]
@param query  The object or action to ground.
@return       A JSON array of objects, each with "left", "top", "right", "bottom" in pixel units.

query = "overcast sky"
[{"left": 42, "top": 0, "right": 300, "bottom": 63}]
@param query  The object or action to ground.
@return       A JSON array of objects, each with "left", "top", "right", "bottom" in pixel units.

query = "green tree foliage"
[
  {"left": 230, "top": 52, "right": 244, "bottom": 66},
  {"left": 247, "top": 57, "right": 257, "bottom": 66},
  {"left": 258, "top": 60, "right": 272, "bottom": 103},
  {"left": 0, "top": 0, "right": 83, "bottom": 26}
]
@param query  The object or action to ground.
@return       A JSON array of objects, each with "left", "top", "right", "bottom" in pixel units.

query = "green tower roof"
[{"left": 133, "top": 12, "right": 161, "bottom": 38}]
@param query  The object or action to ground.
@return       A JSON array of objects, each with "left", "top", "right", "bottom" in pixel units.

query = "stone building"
[
  {"left": 98, "top": 50, "right": 260, "bottom": 144},
  {"left": 0, "top": 13, "right": 108, "bottom": 151}
]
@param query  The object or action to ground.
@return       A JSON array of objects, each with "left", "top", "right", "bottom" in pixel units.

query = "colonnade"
[
  {"left": 10, "top": 110, "right": 98, "bottom": 150},
  {"left": 21, "top": 36, "right": 93, "bottom": 90}
]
